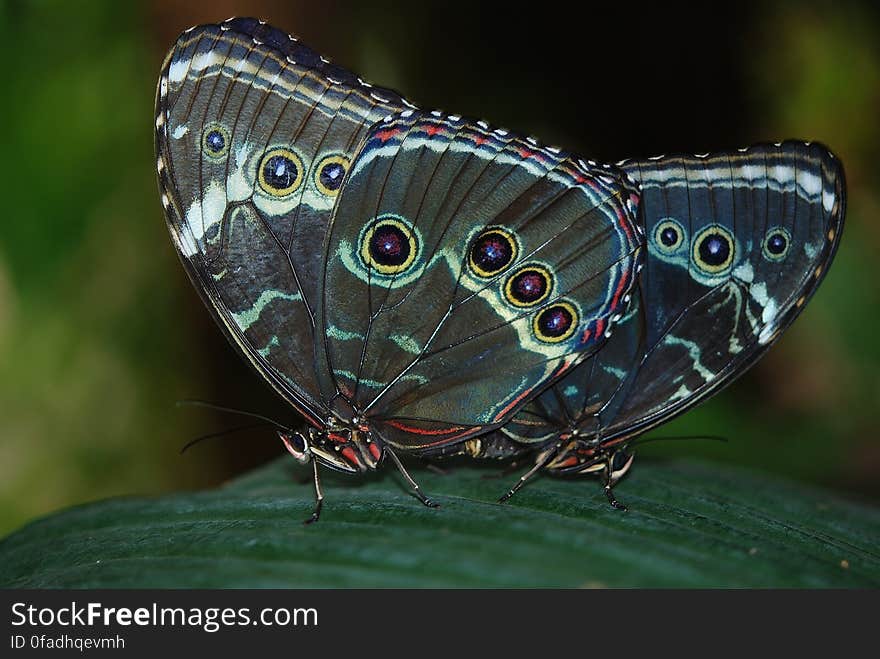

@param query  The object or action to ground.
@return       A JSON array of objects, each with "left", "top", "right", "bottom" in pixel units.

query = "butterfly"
[
  {"left": 452, "top": 142, "right": 846, "bottom": 508},
  {"left": 154, "top": 18, "right": 643, "bottom": 521}
]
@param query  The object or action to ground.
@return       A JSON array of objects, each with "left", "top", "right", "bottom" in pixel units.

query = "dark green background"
[{"left": 0, "top": 0, "right": 878, "bottom": 540}]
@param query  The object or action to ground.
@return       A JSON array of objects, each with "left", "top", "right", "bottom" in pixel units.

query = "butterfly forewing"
[{"left": 155, "top": 18, "right": 411, "bottom": 424}]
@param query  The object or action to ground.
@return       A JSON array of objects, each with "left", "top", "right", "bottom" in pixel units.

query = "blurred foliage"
[
  {"left": 0, "top": 0, "right": 878, "bottom": 537},
  {"left": 0, "top": 1, "right": 221, "bottom": 533}
]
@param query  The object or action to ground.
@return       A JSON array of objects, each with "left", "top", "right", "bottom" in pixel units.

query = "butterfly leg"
[
  {"left": 602, "top": 451, "right": 635, "bottom": 512},
  {"left": 603, "top": 476, "right": 626, "bottom": 512},
  {"left": 303, "top": 459, "right": 324, "bottom": 525},
  {"left": 387, "top": 449, "right": 439, "bottom": 508},
  {"left": 498, "top": 444, "right": 561, "bottom": 503}
]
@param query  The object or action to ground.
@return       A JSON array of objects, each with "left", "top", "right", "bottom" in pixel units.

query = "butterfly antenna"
[
  {"left": 628, "top": 434, "right": 729, "bottom": 449},
  {"left": 176, "top": 399, "right": 287, "bottom": 427},
  {"left": 179, "top": 422, "right": 274, "bottom": 454}
]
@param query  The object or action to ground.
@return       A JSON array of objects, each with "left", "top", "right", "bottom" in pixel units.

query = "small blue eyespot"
[
  {"left": 320, "top": 162, "right": 345, "bottom": 190},
  {"left": 205, "top": 130, "right": 225, "bottom": 153},
  {"left": 653, "top": 219, "right": 685, "bottom": 254},
  {"left": 763, "top": 227, "right": 791, "bottom": 261},
  {"left": 660, "top": 226, "right": 679, "bottom": 247},
  {"left": 201, "top": 124, "right": 230, "bottom": 159},
  {"left": 314, "top": 155, "right": 350, "bottom": 196},
  {"left": 768, "top": 234, "right": 786, "bottom": 254}
]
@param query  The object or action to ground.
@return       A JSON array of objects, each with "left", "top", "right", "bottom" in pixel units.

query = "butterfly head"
[
  {"left": 543, "top": 432, "right": 634, "bottom": 480},
  {"left": 279, "top": 421, "right": 384, "bottom": 474}
]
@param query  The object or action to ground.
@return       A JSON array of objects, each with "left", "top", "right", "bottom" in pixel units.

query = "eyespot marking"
[
  {"left": 469, "top": 228, "right": 517, "bottom": 278},
  {"left": 314, "top": 154, "right": 349, "bottom": 196},
  {"left": 201, "top": 123, "right": 230, "bottom": 160},
  {"left": 653, "top": 218, "right": 685, "bottom": 254},
  {"left": 763, "top": 227, "right": 791, "bottom": 261},
  {"left": 258, "top": 148, "right": 304, "bottom": 197},
  {"left": 692, "top": 225, "right": 735, "bottom": 274},
  {"left": 533, "top": 301, "right": 578, "bottom": 343},
  {"left": 504, "top": 265, "right": 552, "bottom": 308},
  {"left": 359, "top": 215, "right": 419, "bottom": 275}
]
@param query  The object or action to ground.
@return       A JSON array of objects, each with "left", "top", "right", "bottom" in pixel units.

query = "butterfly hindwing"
[
  {"left": 501, "top": 292, "right": 646, "bottom": 446},
  {"left": 604, "top": 141, "right": 845, "bottom": 438},
  {"left": 479, "top": 141, "right": 844, "bottom": 474},
  {"left": 318, "top": 112, "right": 643, "bottom": 451}
]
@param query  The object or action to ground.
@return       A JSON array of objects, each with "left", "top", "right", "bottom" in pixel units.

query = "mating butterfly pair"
[{"left": 155, "top": 18, "right": 845, "bottom": 521}]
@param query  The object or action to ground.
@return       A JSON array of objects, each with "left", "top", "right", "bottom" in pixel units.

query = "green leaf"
[{"left": 1, "top": 457, "right": 877, "bottom": 588}]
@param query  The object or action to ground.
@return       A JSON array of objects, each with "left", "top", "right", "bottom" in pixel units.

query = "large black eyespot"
[
  {"left": 504, "top": 265, "right": 552, "bottom": 307},
  {"left": 692, "top": 225, "right": 735, "bottom": 274},
  {"left": 654, "top": 219, "right": 684, "bottom": 253},
  {"left": 360, "top": 215, "right": 419, "bottom": 275},
  {"left": 315, "top": 154, "right": 350, "bottom": 196},
  {"left": 763, "top": 227, "right": 791, "bottom": 261},
  {"left": 258, "top": 148, "right": 304, "bottom": 197},
  {"left": 469, "top": 228, "right": 517, "bottom": 277},
  {"left": 202, "top": 123, "right": 230, "bottom": 159},
  {"left": 533, "top": 301, "right": 578, "bottom": 343}
]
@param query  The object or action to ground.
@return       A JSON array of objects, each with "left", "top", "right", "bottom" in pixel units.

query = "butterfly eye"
[
  {"left": 692, "top": 225, "right": 735, "bottom": 274},
  {"left": 360, "top": 215, "right": 419, "bottom": 275},
  {"left": 504, "top": 265, "right": 553, "bottom": 307},
  {"left": 469, "top": 228, "right": 518, "bottom": 278},
  {"left": 315, "top": 154, "right": 350, "bottom": 196},
  {"left": 533, "top": 301, "right": 578, "bottom": 343},
  {"left": 258, "top": 148, "right": 304, "bottom": 197},
  {"left": 202, "top": 124, "right": 230, "bottom": 159},
  {"left": 278, "top": 431, "right": 310, "bottom": 465},
  {"left": 653, "top": 219, "right": 685, "bottom": 253},
  {"left": 763, "top": 227, "right": 791, "bottom": 261}
]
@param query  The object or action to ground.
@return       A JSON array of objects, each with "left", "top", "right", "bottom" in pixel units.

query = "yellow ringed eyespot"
[
  {"left": 469, "top": 228, "right": 518, "bottom": 278},
  {"left": 504, "top": 265, "right": 553, "bottom": 307},
  {"left": 763, "top": 227, "right": 791, "bottom": 261},
  {"left": 359, "top": 215, "right": 419, "bottom": 275},
  {"left": 654, "top": 219, "right": 684, "bottom": 253},
  {"left": 257, "top": 148, "right": 304, "bottom": 197},
  {"left": 314, "top": 154, "right": 350, "bottom": 196},
  {"left": 533, "top": 301, "right": 578, "bottom": 343},
  {"left": 692, "top": 225, "right": 735, "bottom": 274},
  {"left": 202, "top": 123, "right": 230, "bottom": 159}
]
